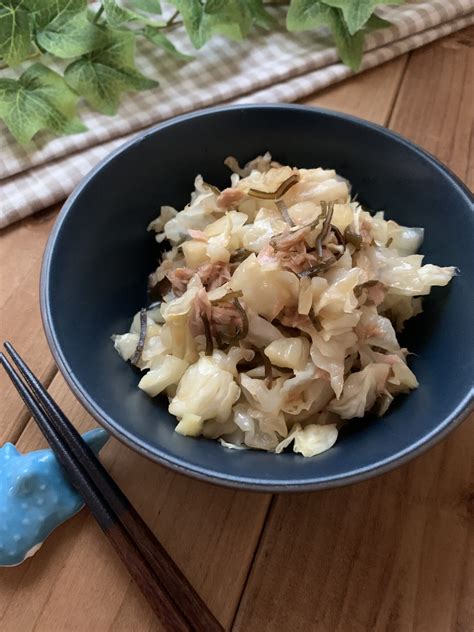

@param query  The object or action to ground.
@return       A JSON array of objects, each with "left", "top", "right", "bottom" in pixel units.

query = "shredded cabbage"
[{"left": 113, "top": 155, "right": 456, "bottom": 457}]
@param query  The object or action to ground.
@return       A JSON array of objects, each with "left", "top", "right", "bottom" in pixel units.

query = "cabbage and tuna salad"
[{"left": 113, "top": 154, "right": 456, "bottom": 457}]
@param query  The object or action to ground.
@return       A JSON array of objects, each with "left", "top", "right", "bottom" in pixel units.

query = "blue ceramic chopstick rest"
[{"left": 0, "top": 428, "right": 109, "bottom": 566}]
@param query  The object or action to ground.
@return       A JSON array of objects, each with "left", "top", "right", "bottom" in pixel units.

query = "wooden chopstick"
[{"left": 1, "top": 344, "right": 223, "bottom": 632}]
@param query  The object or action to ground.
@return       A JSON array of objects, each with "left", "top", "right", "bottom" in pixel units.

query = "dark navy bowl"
[{"left": 41, "top": 105, "right": 474, "bottom": 491}]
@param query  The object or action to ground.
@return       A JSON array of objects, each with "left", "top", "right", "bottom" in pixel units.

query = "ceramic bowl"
[{"left": 41, "top": 105, "right": 474, "bottom": 491}]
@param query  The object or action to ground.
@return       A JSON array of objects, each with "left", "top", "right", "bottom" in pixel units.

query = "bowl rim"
[{"left": 40, "top": 103, "right": 474, "bottom": 492}]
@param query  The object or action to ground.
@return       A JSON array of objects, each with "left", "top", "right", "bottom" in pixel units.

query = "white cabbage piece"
[
  {"left": 160, "top": 274, "right": 201, "bottom": 320},
  {"left": 357, "top": 344, "right": 404, "bottom": 369},
  {"left": 114, "top": 313, "right": 163, "bottom": 368},
  {"left": 298, "top": 277, "right": 313, "bottom": 315},
  {"left": 366, "top": 246, "right": 456, "bottom": 296},
  {"left": 158, "top": 276, "right": 202, "bottom": 361},
  {"left": 328, "top": 364, "right": 390, "bottom": 418},
  {"left": 387, "top": 362, "right": 419, "bottom": 393},
  {"left": 237, "top": 165, "right": 294, "bottom": 195},
  {"left": 241, "top": 208, "right": 287, "bottom": 252},
  {"left": 113, "top": 333, "right": 139, "bottom": 362},
  {"left": 275, "top": 423, "right": 302, "bottom": 453},
  {"left": 264, "top": 337, "right": 310, "bottom": 370},
  {"left": 293, "top": 424, "right": 338, "bottom": 457},
  {"left": 168, "top": 354, "right": 240, "bottom": 425},
  {"left": 287, "top": 200, "right": 353, "bottom": 231},
  {"left": 240, "top": 373, "right": 286, "bottom": 417},
  {"left": 218, "top": 437, "right": 247, "bottom": 450},
  {"left": 371, "top": 212, "right": 424, "bottom": 255},
  {"left": 233, "top": 404, "right": 280, "bottom": 451},
  {"left": 283, "top": 168, "right": 349, "bottom": 206},
  {"left": 151, "top": 247, "right": 186, "bottom": 288},
  {"left": 210, "top": 346, "right": 254, "bottom": 376},
  {"left": 130, "top": 311, "right": 158, "bottom": 336},
  {"left": 309, "top": 329, "right": 357, "bottom": 398},
  {"left": 356, "top": 305, "right": 400, "bottom": 352},
  {"left": 141, "top": 335, "right": 168, "bottom": 369},
  {"left": 155, "top": 176, "right": 221, "bottom": 245},
  {"left": 380, "top": 293, "right": 423, "bottom": 331},
  {"left": 230, "top": 253, "right": 299, "bottom": 320},
  {"left": 182, "top": 239, "right": 209, "bottom": 268},
  {"left": 320, "top": 312, "right": 360, "bottom": 341},
  {"left": 315, "top": 267, "right": 362, "bottom": 317},
  {"left": 275, "top": 423, "right": 338, "bottom": 456},
  {"left": 204, "top": 211, "right": 247, "bottom": 262},
  {"left": 224, "top": 152, "right": 273, "bottom": 178},
  {"left": 281, "top": 372, "right": 334, "bottom": 417},
  {"left": 327, "top": 248, "right": 355, "bottom": 276},
  {"left": 160, "top": 319, "right": 198, "bottom": 363},
  {"left": 287, "top": 201, "right": 320, "bottom": 226},
  {"left": 159, "top": 206, "right": 211, "bottom": 245},
  {"left": 138, "top": 355, "right": 188, "bottom": 397},
  {"left": 246, "top": 312, "right": 283, "bottom": 347},
  {"left": 248, "top": 406, "right": 288, "bottom": 438},
  {"left": 311, "top": 276, "right": 328, "bottom": 307},
  {"left": 175, "top": 413, "right": 203, "bottom": 437},
  {"left": 148, "top": 206, "right": 177, "bottom": 241},
  {"left": 331, "top": 203, "right": 354, "bottom": 232},
  {"left": 241, "top": 361, "right": 333, "bottom": 419},
  {"left": 191, "top": 174, "right": 221, "bottom": 207},
  {"left": 147, "top": 304, "right": 164, "bottom": 324}
]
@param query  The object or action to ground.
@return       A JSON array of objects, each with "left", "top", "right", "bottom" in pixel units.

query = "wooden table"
[{"left": 1, "top": 28, "right": 473, "bottom": 632}]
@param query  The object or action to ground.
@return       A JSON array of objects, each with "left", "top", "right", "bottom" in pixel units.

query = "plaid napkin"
[{"left": 1, "top": 0, "right": 472, "bottom": 229}]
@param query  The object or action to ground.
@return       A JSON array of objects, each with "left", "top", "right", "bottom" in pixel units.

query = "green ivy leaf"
[
  {"left": 321, "top": 0, "right": 404, "bottom": 35},
  {"left": 130, "top": 0, "right": 161, "bottom": 13},
  {"left": 170, "top": 0, "right": 272, "bottom": 48},
  {"left": 0, "top": 0, "right": 33, "bottom": 66},
  {"left": 205, "top": 0, "right": 252, "bottom": 40},
  {"left": 364, "top": 13, "right": 391, "bottom": 31},
  {"left": 0, "top": 62, "right": 86, "bottom": 143},
  {"left": 206, "top": 0, "right": 275, "bottom": 38},
  {"left": 245, "top": 0, "right": 277, "bottom": 30},
  {"left": 36, "top": 10, "right": 106, "bottom": 58},
  {"left": 64, "top": 27, "right": 158, "bottom": 115},
  {"left": 168, "top": 1, "right": 210, "bottom": 48},
  {"left": 143, "top": 26, "right": 193, "bottom": 60},
  {"left": 287, "top": 0, "right": 363, "bottom": 70},
  {"left": 103, "top": 0, "right": 164, "bottom": 26},
  {"left": 330, "top": 9, "right": 363, "bottom": 69},
  {"left": 32, "top": 0, "right": 87, "bottom": 30},
  {"left": 102, "top": 0, "right": 139, "bottom": 27},
  {"left": 287, "top": 0, "right": 333, "bottom": 32}
]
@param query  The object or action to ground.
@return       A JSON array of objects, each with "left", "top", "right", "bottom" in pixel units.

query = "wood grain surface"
[
  {"left": 0, "top": 207, "right": 58, "bottom": 444},
  {"left": 0, "top": 27, "right": 472, "bottom": 632}
]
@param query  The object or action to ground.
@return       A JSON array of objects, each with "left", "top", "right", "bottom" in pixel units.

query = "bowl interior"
[{"left": 42, "top": 105, "right": 474, "bottom": 490}]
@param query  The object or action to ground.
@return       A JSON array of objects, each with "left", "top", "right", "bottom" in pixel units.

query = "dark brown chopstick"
[{"left": 1, "top": 344, "right": 223, "bottom": 632}]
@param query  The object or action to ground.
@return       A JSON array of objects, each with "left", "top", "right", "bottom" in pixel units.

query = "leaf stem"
[
  {"left": 155, "top": 13, "right": 183, "bottom": 31},
  {"left": 93, "top": 5, "right": 104, "bottom": 24},
  {"left": 166, "top": 9, "right": 180, "bottom": 27}
]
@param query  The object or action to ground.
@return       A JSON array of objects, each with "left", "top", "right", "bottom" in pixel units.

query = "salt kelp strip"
[
  {"left": 201, "top": 312, "right": 214, "bottom": 356},
  {"left": 344, "top": 226, "right": 362, "bottom": 249},
  {"left": 248, "top": 174, "right": 299, "bottom": 200},
  {"left": 131, "top": 308, "right": 147, "bottom": 364}
]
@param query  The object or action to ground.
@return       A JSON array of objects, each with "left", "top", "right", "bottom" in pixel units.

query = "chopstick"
[{"left": 1, "top": 343, "right": 223, "bottom": 632}]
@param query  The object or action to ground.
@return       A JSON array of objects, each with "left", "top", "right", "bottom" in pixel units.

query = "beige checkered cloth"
[{"left": 1, "top": 0, "right": 472, "bottom": 228}]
